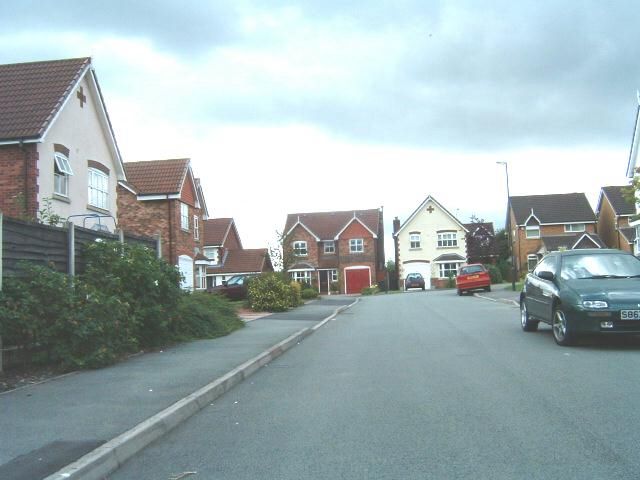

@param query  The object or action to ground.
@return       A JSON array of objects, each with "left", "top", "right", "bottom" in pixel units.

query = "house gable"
[{"left": 335, "top": 217, "right": 377, "bottom": 240}]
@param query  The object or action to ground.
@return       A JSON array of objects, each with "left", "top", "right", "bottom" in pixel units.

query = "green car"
[{"left": 520, "top": 249, "right": 640, "bottom": 346}]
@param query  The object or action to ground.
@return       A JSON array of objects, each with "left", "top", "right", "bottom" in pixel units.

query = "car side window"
[{"left": 533, "top": 256, "right": 556, "bottom": 277}]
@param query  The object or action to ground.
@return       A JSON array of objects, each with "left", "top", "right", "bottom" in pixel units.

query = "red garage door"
[{"left": 345, "top": 268, "right": 371, "bottom": 294}]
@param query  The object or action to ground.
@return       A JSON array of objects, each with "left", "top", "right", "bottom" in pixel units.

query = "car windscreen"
[
  {"left": 459, "top": 265, "right": 484, "bottom": 275},
  {"left": 560, "top": 253, "right": 640, "bottom": 280},
  {"left": 226, "top": 276, "right": 244, "bottom": 285}
]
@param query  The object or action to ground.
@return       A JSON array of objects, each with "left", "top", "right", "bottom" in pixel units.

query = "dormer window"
[
  {"left": 203, "top": 247, "right": 219, "bottom": 264},
  {"left": 293, "top": 241, "right": 308, "bottom": 256}
]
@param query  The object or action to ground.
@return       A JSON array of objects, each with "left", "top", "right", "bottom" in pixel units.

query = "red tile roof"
[
  {"left": 207, "top": 248, "right": 272, "bottom": 274},
  {"left": 0, "top": 57, "right": 90, "bottom": 141},
  {"left": 123, "top": 159, "right": 190, "bottom": 195},
  {"left": 203, "top": 218, "right": 233, "bottom": 246},
  {"left": 284, "top": 209, "right": 381, "bottom": 240}
]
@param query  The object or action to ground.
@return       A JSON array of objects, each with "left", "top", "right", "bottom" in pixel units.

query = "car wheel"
[
  {"left": 485, "top": 285, "right": 491, "bottom": 292},
  {"left": 552, "top": 307, "right": 575, "bottom": 346},
  {"left": 520, "top": 300, "right": 538, "bottom": 332},
  {"left": 421, "top": 286, "right": 425, "bottom": 291},
  {"left": 457, "top": 289, "right": 463, "bottom": 296}
]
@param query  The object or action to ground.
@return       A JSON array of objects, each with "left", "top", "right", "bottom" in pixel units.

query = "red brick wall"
[
  {"left": 337, "top": 221, "right": 377, "bottom": 290},
  {"left": 116, "top": 186, "right": 203, "bottom": 267},
  {"left": 0, "top": 144, "right": 39, "bottom": 219},
  {"left": 287, "top": 225, "right": 319, "bottom": 266}
]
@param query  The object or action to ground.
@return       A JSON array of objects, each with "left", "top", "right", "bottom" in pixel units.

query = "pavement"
[
  {"left": 473, "top": 283, "right": 521, "bottom": 306},
  {"left": 0, "top": 296, "right": 358, "bottom": 480}
]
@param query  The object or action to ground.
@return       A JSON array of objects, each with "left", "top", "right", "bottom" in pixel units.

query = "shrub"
[
  {"left": 82, "top": 241, "right": 182, "bottom": 348},
  {"left": 330, "top": 281, "right": 339, "bottom": 293},
  {"left": 486, "top": 264, "right": 502, "bottom": 284},
  {"left": 289, "top": 281, "right": 302, "bottom": 307},
  {"left": 172, "top": 292, "right": 244, "bottom": 340},
  {"left": 446, "top": 273, "right": 456, "bottom": 288},
  {"left": 361, "top": 285, "right": 379, "bottom": 295},
  {"left": 248, "top": 272, "right": 292, "bottom": 311},
  {"left": 301, "top": 288, "right": 319, "bottom": 300}
]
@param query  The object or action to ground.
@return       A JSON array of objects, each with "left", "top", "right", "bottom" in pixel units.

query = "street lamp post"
[{"left": 497, "top": 161, "right": 516, "bottom": 291}]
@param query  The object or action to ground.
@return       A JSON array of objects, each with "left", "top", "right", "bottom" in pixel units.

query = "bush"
[
  {"left": 289, "top": 281, "right": 302, "bottom": 307},
  {"left": 248, "top": 272, "right": 293, "bottom": 311},
  {"left": 172, "top": 292, "right": 244, "bottom": 340},
  {"left": 301, "top": 288, "right": 319, "bottom": 300},
  {"left": 486, "top": 264, "right": 502, "bottom": 284},
  {"left": 446, "top": 273, "right": 456, "bottom": 288},
  {"left": 361, "top": 285, "right": 379, "bottom": 295}
]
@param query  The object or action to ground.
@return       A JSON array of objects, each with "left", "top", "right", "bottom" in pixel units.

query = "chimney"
[{"left": 393, "top": 217, "right": 401, "bottom": 234}]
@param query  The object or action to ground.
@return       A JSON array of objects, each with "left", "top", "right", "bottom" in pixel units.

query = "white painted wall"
[
  {"left": 397, "top": 198, "right": 467, "bottom": 281},
  {"left": 37, "top": 74, "right": 120, "bottom": 231}
]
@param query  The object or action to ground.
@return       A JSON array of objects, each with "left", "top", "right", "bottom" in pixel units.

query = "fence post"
[
  {"left": 118, "top": 228, "right": 125, "bottom": 244},
  {"left": 155, "top": 233, "right": 162, "bottom": 259},
  {"left": 67, "top": 220, "right": 75, "bottom": 278},
  {"left": 1, "top": 212, "right": 3, "bottom": 373}
]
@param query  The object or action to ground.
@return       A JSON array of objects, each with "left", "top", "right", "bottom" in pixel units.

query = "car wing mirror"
[{"left": 537, "top": 270, "right": 555, "bottom": 281}]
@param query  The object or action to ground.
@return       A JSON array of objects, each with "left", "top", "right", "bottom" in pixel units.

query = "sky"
[{"left": 2, "top": 1, "right": 639, "bottom": 261}]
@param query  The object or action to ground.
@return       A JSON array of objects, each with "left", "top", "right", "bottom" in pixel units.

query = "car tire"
[
  {"left": 457, "top": 289, "right": 463, "bottom": 296},
  {"left": 485, "top": 285, "right": 491, "bottom": 292},
  {"left": 552, "top": 306, "right": 575, "bottom": 346},
  {"left": 520, "top": 300, "right": 538, "bottom": 332},
  {"left": 421, "top": 286, "right": 425, "bottom": 291}
]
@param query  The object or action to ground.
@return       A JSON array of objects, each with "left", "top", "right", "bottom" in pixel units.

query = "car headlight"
[{"left": 582, "top": 300, "right": 608, "bottom": 309}]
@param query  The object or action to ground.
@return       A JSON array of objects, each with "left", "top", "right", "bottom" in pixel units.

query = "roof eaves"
[
  {"left": 285, "top": 219, "right": 320, "bottom": 241},
  {"left": 334, "top": 215, "right": 378, "bottom": 240}
]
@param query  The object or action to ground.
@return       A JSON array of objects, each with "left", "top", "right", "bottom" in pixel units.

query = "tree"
[
  {"left": 269, "top": 230, "right": 296, "bottom": 272},
  {"left": 465, "top": 216, "right": 497, "bottom": 264}
]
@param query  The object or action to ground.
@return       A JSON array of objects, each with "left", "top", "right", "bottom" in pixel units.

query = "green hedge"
[
  {"left": 0, "top": 241, "right": 243, "bottom": 370},
  {"left": 247, "top": 273, "right": 302, "bottom": 311}
]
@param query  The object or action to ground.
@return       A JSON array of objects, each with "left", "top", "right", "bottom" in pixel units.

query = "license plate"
[
  {"left": 620, "top": 310, "right": 640, "bottom": 320},
  {"left": 468, "top": 275, "right": 479, "bottom": 279}
]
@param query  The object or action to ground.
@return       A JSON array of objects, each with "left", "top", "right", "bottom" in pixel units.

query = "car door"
[{"left": 527, "top": 255, "right": 559, "bottom": 322}]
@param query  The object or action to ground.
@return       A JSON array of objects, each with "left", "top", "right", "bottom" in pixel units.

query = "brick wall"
[
  {"left": 287, "top": 225, "right": 319, "bottom": 267},
  {"left": 0, "top": 144, "right": 39, "bottom": 219}
]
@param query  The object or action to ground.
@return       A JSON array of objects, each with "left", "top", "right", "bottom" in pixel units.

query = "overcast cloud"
[{"left": 1, "top": 1, "right": 639, "bottom": 253}]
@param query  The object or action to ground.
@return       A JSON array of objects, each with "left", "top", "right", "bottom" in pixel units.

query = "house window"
[
  {"left": 194, "top": 215, "right": 200, "bottom": 240},
  {"left": 410, "top": 233, "right": 421, "bottom": 249},
  {"left": 291, "top": 271, "right": 312, "bottom": 284},
  {"left": 525, "top": 225, "right": 540, "bottom": 239},
  {"left": 438, "top": 262, "right": 459, "bottom": 278},
  {"left": 180, "top": 203, "right": 189, "bottom": 230},
  {"left": 203, "top": 247, "right": 218, "bottom": 264},
  {"left": 54, "top": 152, "right": 73, "bottom": 196},
  {"left": 564, "top": 223, "right": 585, "bottom": 233},
  {"left": 330, "top": 269, "right": 338, "bottom": 282},
  {"left": 195, "top": 265, "right": 206, "bottom": 290},
  {"left": 349, "top": 238, "right": 364, "bottom": 253},
  {"left": 88, "top": 168, "right": 109, "bottom": 210},
  {"left": 324, "top": 241, "right": 335, "bottom": 254},
  {"left": 527, "top": 254, "right": 539, "bottom": 272},
  {"left": 293, "top": 241, "right": 308, "bottom": 256},
  {"left": 437, "top": 232, "right": 457, "bottom": 247}
]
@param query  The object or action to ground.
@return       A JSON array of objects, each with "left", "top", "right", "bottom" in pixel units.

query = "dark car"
[
  {"left": 405, "top": 272, "right": 425, "bottom": 291},
  {"left": 208, "top": 275, "right": 252, "bottom": 300},
  {"left": 520, "top": 249, "right": 640, "bottom": 346},
  {"left": 456, "top": 263, "right": 491, "bottom": 295}
]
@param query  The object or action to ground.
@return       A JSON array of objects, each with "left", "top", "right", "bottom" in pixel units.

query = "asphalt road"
[{"left": 111, "top": 290, "right": 640, "bottom": 480}]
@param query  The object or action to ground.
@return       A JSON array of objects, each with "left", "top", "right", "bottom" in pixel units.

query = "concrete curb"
[
  {"left": 473, "top": 293, "right": 519, "bottom": 307},
  {"left": 44, "top": 299, "right": 358, "bottom": 480}
]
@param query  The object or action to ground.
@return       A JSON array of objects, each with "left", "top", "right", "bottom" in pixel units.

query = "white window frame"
[
  {"left": 437, "top": 232, "right": 457, "bottom": 247},
  {"left": 564, "top": 223, "right": 585, "bottom": 233},
  {"left": 349, "top": 238, "right": 364, "bottom": 253},
  {"left": 204, "top": 247, "right": 218, "bottom": 264},
  {"left": 180, "top": 203, "right": 189, "bottom": 231},
  {"left": 527, "top": 254, "right": 539, "bottom": 272},
  {"left": 525, "top": 225, "right": 540, "bottom": 239},
  {"left": 193, "top": 215, "right": 200, "bottom": 240},
  {"left": 410, "top": 233, "right": 421, "bottom": 249},
  {"left": 438, "top": 262, "right": 460, "bottom": 278},
  {"left": 330, "top": 269, "right": 338, "bottom": 282},
  {"left": 53, "top": 153, "right": 73, "bottom": 197},
  {"left": 291, "top": 271, "right": 312, "bottom": 284},
  {"left": 195, "top": 265, "right": 207, "bottom": 290},
  {"left": 293, "top": 241, "right": 308, "bottom": 256},
  {"left": 324, "top": 241, "right": 335, "bottom": 254},
  {"left": 88, "top": 168, "right": 109, "bottom": 210}
]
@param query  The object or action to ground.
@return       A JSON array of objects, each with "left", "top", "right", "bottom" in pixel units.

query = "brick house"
[
  {"left": 283, "top": 209, "right": 385, "bottom": 294},
  {"left": 508, "top": 193, "right": 600, "bottom": 276},
  {"left": 596, "top": 186, "right": 636, "bottom": 253},
  {"left": 0, "top": 57, "right": 125, "bottom": 231},
  {"left": 393, "top": 195, "right": 468, "bottom": 289},
  {"left": 202, "top": 217, "right": 273, "bottom": 287},
  {"left": 117, "top": 158, "right": 208, "bottom": 290}
]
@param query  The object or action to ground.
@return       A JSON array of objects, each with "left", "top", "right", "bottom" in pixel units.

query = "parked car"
[
  {"left": 520, "top": 249, "right": 640, "bottom": 346},
  {"left": 456, "top": 264, "right": 491, "bottom": 295},
  {"left": 208, "top": 275, "right": 253, "bottom": 300},
  {"left": 405, "top": 272, "right": 426, "bottom": 291}
]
